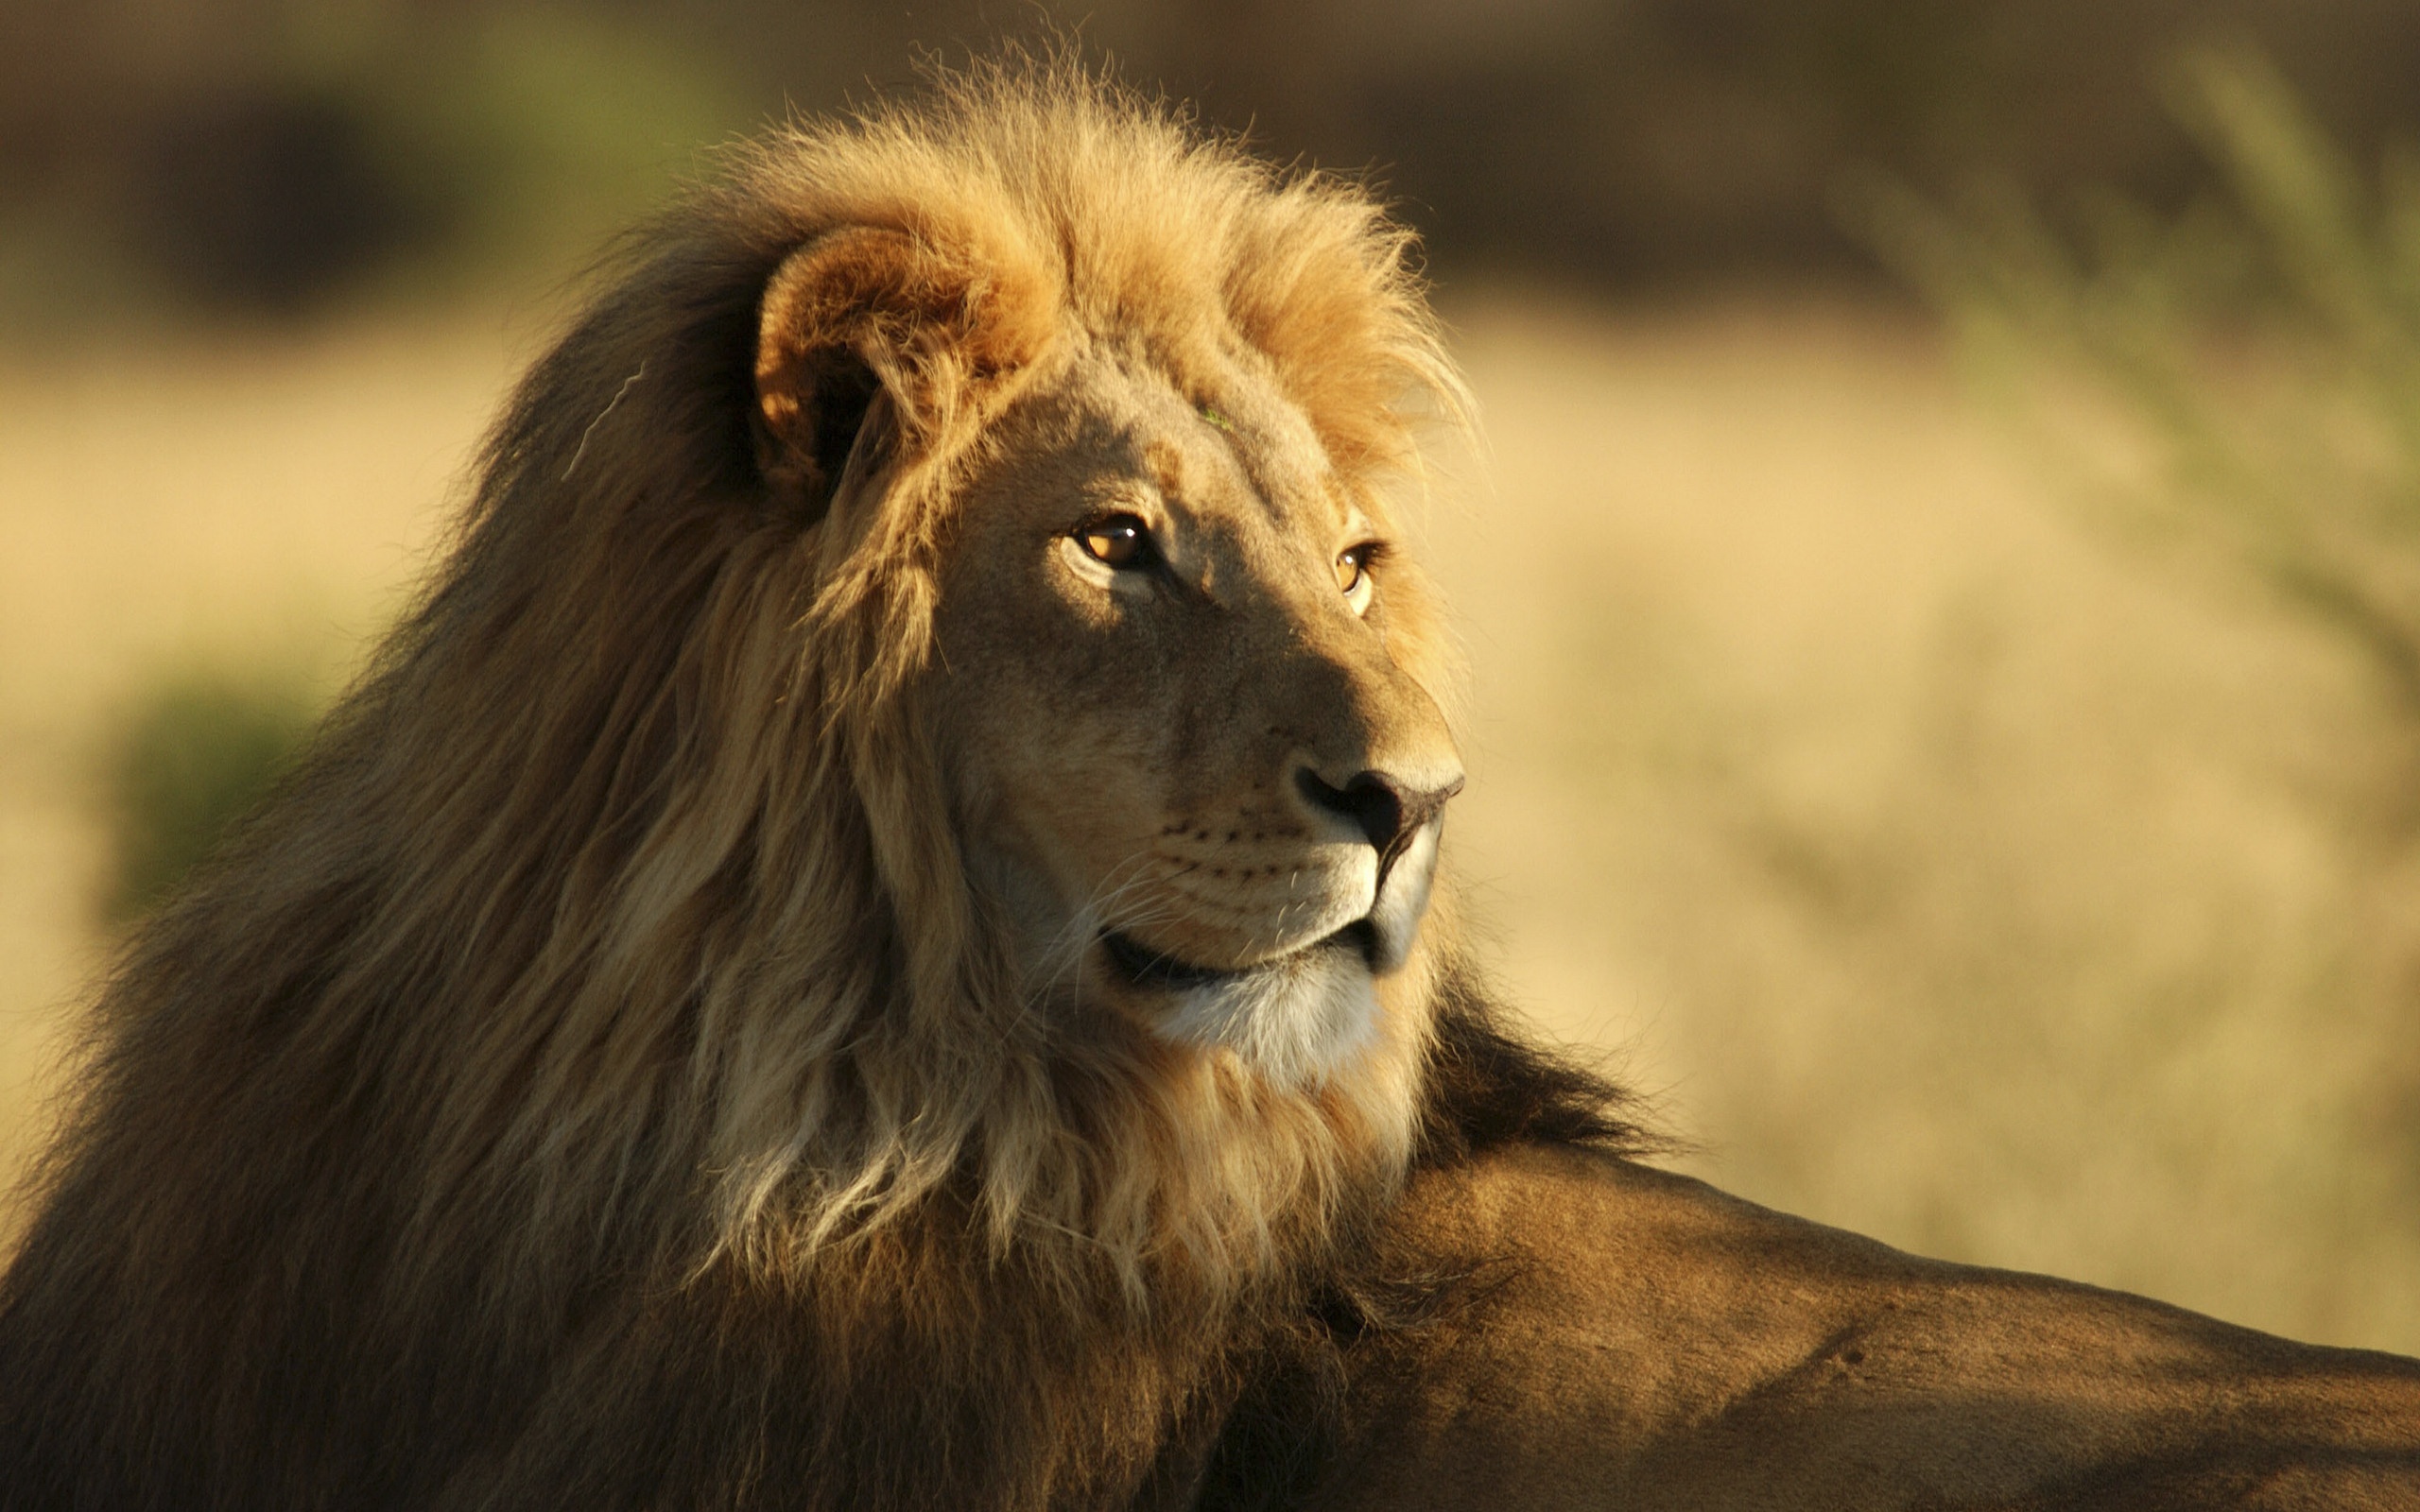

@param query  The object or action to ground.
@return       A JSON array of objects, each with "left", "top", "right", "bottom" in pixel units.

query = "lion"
[{"left": 1, "top": 58, "right": 2415, "bottom": 1512}]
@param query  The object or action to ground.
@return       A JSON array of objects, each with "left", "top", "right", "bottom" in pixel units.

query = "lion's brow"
[{"left": 1143, "top": 438, "right": 1190, "bottom": 500}]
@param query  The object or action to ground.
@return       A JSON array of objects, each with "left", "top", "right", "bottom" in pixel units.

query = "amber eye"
[
  {"left": 1334, "top": 543, "right": 1375, "bottom": 596},
  {"left": 1079, "top": 513, "right": 1153, "bottom": 569}
]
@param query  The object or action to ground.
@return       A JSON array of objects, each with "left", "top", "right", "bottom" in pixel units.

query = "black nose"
[{"left": 1294, "top": 768, "right": 1461, "bottom": 855}]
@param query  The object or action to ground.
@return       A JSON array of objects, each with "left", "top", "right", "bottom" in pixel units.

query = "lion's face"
[{"left": 930, "top": 344, "right": 1461, "bottom": 1086}]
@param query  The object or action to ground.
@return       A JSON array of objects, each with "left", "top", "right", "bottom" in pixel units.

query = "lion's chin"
[
  {"left": 1094, "top": 823, "right": 1443, "bottom": 1087},
  {"left": 1099, "top": 924, "right": 1384, "bottom": 1089}
]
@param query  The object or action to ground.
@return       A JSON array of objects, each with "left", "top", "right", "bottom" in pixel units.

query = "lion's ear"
[{"left": 753, "top": 226, "right": 1039, "bottom": 523}]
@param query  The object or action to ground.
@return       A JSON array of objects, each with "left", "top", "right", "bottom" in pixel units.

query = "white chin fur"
[{"left": 1152, "top": 947, "right": 1380, "bottom": 1090}]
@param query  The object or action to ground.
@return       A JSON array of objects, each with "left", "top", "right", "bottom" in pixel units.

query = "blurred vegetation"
[
  {"left": 1843, "top": 45, "right": 2420, "bottom": 1235},
  {"left": 9, "top": 2, "right": 2420, "bottom": 320},
  {"left": 100, "top": 670, "right": 319, "bottom": 921},
  {"left": 1858, "top": 47, "right": 2420, "bottom": 733}
]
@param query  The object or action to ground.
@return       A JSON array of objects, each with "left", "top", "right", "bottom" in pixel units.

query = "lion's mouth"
[{"left": 1098, "top": 919, "right": 1382, "bottom": 991}]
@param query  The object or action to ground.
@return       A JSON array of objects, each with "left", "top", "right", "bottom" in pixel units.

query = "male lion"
[{"left": 2, "top": 60, "right": 2415, "bottom": 1512}]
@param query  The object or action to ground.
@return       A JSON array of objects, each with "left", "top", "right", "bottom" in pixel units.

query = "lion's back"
[{"left": 1298, "top": 1144, "right": 2420, "bottom": 1511}]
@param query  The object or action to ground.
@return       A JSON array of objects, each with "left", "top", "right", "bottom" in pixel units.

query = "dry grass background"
[{"left": 4, "top": 292, "right": 2415, "bottom": 1354}]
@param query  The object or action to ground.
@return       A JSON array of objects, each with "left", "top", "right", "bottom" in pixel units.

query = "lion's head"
[
  {"left": 740, "top": 202, "right": 1470, "bottom": 1076},
  {"left": 906, "top": 261, "right": 1466, "bottom": 1086},
  {"left": 172, "top": 61, "right": 1470, "bottom": 1295},
  {"left": 566, "top": 64, "right": 1483, "bottom": 1288}
]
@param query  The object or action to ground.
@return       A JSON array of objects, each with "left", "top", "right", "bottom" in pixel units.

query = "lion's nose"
[{"left": 1294, "top": 767, "right": 1464, "bottom": 856}]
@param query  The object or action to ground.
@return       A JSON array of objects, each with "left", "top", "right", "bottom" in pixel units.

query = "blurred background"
[{"left": 6, "top": 0, "right": 2420, "bottom": 1351}]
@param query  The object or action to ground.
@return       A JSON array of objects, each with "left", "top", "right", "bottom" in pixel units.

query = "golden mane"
[{"left": 389, "top": 60, "right": 1474, "bottom": 1294}]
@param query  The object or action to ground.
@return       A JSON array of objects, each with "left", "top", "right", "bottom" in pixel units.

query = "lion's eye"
[
  {"left": 1078, "top": 514, "right": 1153, "bottom": 570},
  {"left": 1335, "top": 543, "right": 1375, "bottom": 597}
]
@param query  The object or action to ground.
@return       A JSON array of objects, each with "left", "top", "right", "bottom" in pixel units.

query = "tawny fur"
[{"left": 0, "top": 60, "right": 1633, "bottom": 1512}]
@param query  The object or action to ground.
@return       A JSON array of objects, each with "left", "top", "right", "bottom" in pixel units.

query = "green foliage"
[
  {"left": 101, "top": 672, "right": 319, "bottom": 921},
  {"left": 1851, "top": 47, "right": 2420, "bottom": 716}
]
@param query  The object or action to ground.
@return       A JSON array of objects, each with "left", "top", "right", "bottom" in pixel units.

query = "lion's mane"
[{"left": 0, "top": 60, "right": 1641, "bottom": 1512}]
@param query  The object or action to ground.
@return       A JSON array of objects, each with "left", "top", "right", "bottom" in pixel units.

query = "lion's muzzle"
[{"left": 1102, "top": 784, "right": 1455, "bottom": 1086}]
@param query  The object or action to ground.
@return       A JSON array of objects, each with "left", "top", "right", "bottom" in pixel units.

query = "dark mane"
[{"left": 1416, "top": 958, "right": 1658, "bottom": 1166}]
